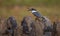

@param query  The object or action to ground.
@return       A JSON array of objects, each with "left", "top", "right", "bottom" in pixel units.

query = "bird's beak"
[
  {"left": 28, "top": 9, "right": 31, "bottom": 11},
  {"left": 27, "top": 8, "right": 32, "bottom": 11}
]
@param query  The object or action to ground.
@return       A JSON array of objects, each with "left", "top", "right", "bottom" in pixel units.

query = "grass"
[
  {"left": 1, "top": 0, "right": 60, "bottom": 6},
  {"left": 0, "top": 6, "right": 60, "bottom": 22}
]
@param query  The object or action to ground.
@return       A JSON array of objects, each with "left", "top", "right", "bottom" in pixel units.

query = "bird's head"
[{"left": 28, "top": 8, "right": 36, "bottom": 11}]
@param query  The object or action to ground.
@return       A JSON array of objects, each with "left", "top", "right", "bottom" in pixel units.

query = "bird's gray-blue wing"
[{"left": 32, "top": 12, "right": 42, "bottom": 18}]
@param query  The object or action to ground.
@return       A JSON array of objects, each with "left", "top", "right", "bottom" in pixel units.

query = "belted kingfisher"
[
  {"left": 28, "top": 8, "right": 47, "bottom": 22},
  {"left": 28, "top": 8, "right": 42, "bottom": 18}
]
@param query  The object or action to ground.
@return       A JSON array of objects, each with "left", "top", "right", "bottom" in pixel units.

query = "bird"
[
  {"left": 28, "top": 8, "right": 48, "bottom": 22},
  {"left": 28, "top": 8, "right": 43, "bottom": 18}
]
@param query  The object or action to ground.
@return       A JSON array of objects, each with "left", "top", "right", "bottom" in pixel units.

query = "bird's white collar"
[{"left": 31, "top": 10, "right": 37, "bottom": 13}]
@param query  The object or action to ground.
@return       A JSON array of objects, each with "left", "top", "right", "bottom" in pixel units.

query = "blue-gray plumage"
[
  {"left": 28, "top": 8, "right": 42, "bottom": 18},
  {"left": 32, "top": 12, "right": 42, "bottom": 18}
]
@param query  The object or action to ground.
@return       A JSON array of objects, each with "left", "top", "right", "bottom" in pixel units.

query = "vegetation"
[
  {"left": 0, "top": 0, "right": 60, "bottom": 6},
  {"left": 0, "top": 0, "right": 60, "bottom": 22}
]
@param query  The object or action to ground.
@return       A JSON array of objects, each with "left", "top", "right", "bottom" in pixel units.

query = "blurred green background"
[
  {"left": 0, "top": 0, "right": 60, "bottom": 22},
  {"left": 0, "top": 0, "right": 60, "bottom": 6}
]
